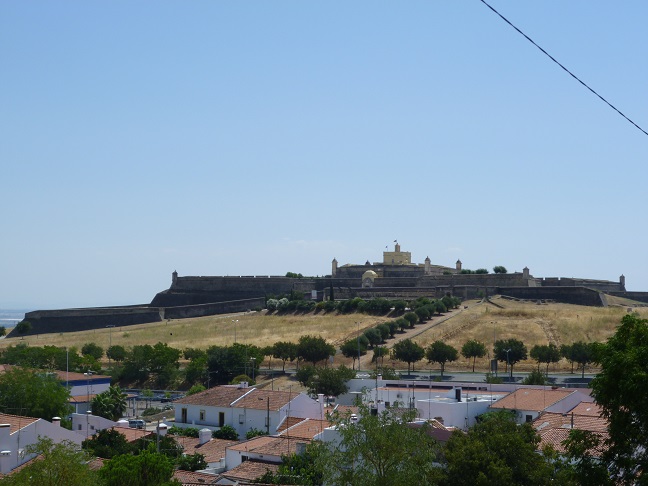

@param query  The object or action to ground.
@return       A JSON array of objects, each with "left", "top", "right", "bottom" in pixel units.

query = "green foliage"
[
  {"left": 213, "top": 424, "right": 239, "bottom": 440},
  {"left": 186, "top": 384, "right": 206, "bottom": 396},
  {"left": 475, "top": 268, "right": 489, "bottom": 274},
  {"left": 493, "top": 338, "right": 527, "bottom": 376},
  {"left": 493, "top": 265, "right": 508, "bottom": 274},
  {"left": 426, "top": 341, "right": 458, "bottom": 378},
  {"left": 106, "top": 344, "right": 127, "bottom": 362},
  {"left": 363, "top": 328, "right": 382, "bottom": 348},
  {"left": 522, "top": 369, "right": 548, "bottom": 385},
  {"left": 0, "top": 366, "right": 71, "bottom": 419},
  {"left": 316, "top": 405, "right": 444, "bottom": 485},
  {"left": 376, "top": 323, "right": 391, "bottom": 342},
  {"left": 230, "top": 374, "right": 254, "bottom": 386},
  {"left": 285, "top": 272, "right": 304, "bottom": 279},
  {"left": 92, "top": 385, "right": 128, "bottom": 421},
  {"left": 142, "top": 407, "right": 162, "bottom": 416},
  {"left": 246, "top": 427, "right": 269, "bottom": 439},
  {"left": 444, "top": 410, "right": 554, "bottom": 485},
  {"left": 415, "top": 306, "right": 431, "bottom": 323},
  {"left": 370, "top": 366, "right": 399, "bottom": 380},
  {"left": 560, "top": 429, "right": 613, "bottom": 485},
  {"left": 530, "top": 343, "right": 561, "bottom": 374},
  {"left": 177, "top": 452, "right": 207, "bottom": 472},
  {"left": 484, "top": 373, "right": 503, "bottom": 384},
  {"left": 386, "top": 320, "right": 398, "bottom": 337},
  {"left": 0, "top": 343, "right": 81, "bottom": 371},
  {"left": 296, "top": 335, "right": 335, "bottom": 365},
  {"left": 168, "top": 426, "right": 200, "bottom": 437},
  {"left": 403, "top": 312, "right": 418, "bottom": 327},
  {"left": 371, "top": 345, "right": 389, "bottom": 365},
  {"left": 81, "top": 342, "right": 104, "bottom": 360},
  {"left": 461, "top": 339, "right": 487, "bottom": 372},
  {"left": 99, "top": 450, "right": 178, "bottom": 486},
  {"left": 340, "top": 339, "right": 366, "bottom": 370},
  {"left": 0, "top": 326, "right": 5, "bottom": 337},
  {"left": 184, "top": 356, "right": 207, "bottom": 385},
  {"left": 392, "top": 338, "right": 425, "bottom": 374},
  {"left": 392, "top": 300, "right": 407, "bottom": 314},
  {"left": 259, "top": 442, "right": 326, "bottom": 485},
  {"left": 395, "top": 317, "right": 408, "bottom": 332},
  {"left": 15, "top": 320, "right": 32, "bottom": 334},
  {"left": 296, "top": 365, "right": 317, "bottom": 387},
  {"left": 272, "top": 341, "right": 298, "bottom": 371},
  {"left": 3, "top": 437, "right": 98, "bottom": 485},
  {"left": 591, "top": 314, "right": 648, "bottom": 483},
  {"left": 207, "top": 343, "right": 265, "bottom": 385},
  {"left": 570, "top": 341, "right": 599, "bottom": 378},
  {"left": 83, "top": 427, "right": 133, "bottom": 459}
]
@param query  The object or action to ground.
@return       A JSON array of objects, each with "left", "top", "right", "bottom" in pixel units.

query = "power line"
[{"left": 479, "top": 0, "right": 648, "bottom": 137}]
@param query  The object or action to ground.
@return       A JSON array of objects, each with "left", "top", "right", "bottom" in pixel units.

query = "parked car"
[{"left": 128, "top": 419, "right": 146, "bottom": 429}]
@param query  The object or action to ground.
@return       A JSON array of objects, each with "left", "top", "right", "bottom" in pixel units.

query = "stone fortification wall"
[
  {"left": 608, "top": 291, "right": 648, "bottom": 304},
  {"left": 21, "top": 306, "right": 163, "bottom": 336},
  {"left": 16, "top": 298, "right": 264, "bottom": 337},
  {"left": 152, "top": 276, "right": 312, "bottom": 307},
  {"left": 163, "top": 298, "right": 265, "bottom": 319},
  {"left": 418, "top": 273, "right": 529, "bottom": 288},
  {"left": 497, "top": 287, "right": 604, "bottom": 306},
  {"left": 539, "top": 277, "right": 622, "bottom": 292}
]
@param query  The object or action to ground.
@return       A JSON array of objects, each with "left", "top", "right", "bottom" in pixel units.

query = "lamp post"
[
  {"left": 233, "top": 319, "right": 239, "bottom": 343},
  {"left": 505, "top": 348, "right": 512, "bottom": 379},
  {"left": 106, "top": 325, "right": 115, "bottom": 366}
]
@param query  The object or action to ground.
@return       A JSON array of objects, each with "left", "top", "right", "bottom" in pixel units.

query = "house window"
[
  {"left": 241, "top": 455, "right": 248, "bottom": 462},
  {"left": 200, "top": 410, "right": 205, "bottom": 421},
  {"left": 525, "top": 415, "right": 533, "bottom": 423},
  {"left": 239, "top": 414, "right": 244, "bottom": 424},
  {"left": 219, "top": 412, "right": 225, "bottom": 427},
  {"left": 78, "top": 424, "right": 82, "bottom": 430}
]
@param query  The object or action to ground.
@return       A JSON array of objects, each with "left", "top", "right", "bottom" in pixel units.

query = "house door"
[{"left": 181, "top": 408, "right": 187, "bottom": 423}]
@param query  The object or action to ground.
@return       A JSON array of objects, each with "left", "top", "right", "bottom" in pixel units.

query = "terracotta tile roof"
[
  {"left": 569, "top": 402, "right": 603, "bottom": 416},
  {"left": 112, "top": 426, "right": 153, "bottom": 443},
  {"left": 0, "top": 364, "right": 110, "bottom": 383},
  {"left": 0, "top": 412, "right": 40, "bottom": 433},
  {"left": 276, "top": 416, "right": 305, "bottom": 433},
  {"left": 232, "top": 389, "right": 296, "bottom": 411},
  {"left": 173, "top": 469, "right": 219, "bottom": 485},
  {"left": 174, "top": 437, "right": 239, "bottom": 463},
  {"left": 489, "top": 388, "right": 574, "bottom": 412},
  {"left": 88, "top": 457, "right": 106, "bottom": 471},
  {"left": 174, "top": 386, "right": 251, "bottom": 407},
  {"left": 533, "top": 407, "right": 609, "bottom": 455},
  {"left": 277, "top": 418, "right": 331, "bottom": 440},
  {"left": 218, "top": 460, "right": 279, "bottom": 482},
  {"left": 228, "top": 436, "right": 311, "bottom": 457}
]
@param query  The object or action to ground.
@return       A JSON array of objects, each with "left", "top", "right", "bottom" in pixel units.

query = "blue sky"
[{"left": 2, "top": 1, "right": 646, "bottom": 309}]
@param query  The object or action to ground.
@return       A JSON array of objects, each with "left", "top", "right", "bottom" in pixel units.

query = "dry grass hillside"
[{"left": 1, "top": 296, "right": 646, "bottom": 375}]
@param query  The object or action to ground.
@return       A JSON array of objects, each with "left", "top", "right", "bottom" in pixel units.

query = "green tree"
[
  {"left": 2, "top": 437, "right": 99, "bottom": 486},
  {"left": 522, "top": 369, "right": 548, "bottom": 385},
  {"left": 475, "top": 268, "right": 489, "bottom": 274},
  {"left": 493, "top": 265, "right": 508, "bottom": 274},
  {"left": 461, "top": 339, "right": 487, "bottom": 372},
  {"left": 0, "top": 367, "right": 71, "bottom": 420},
  {"left": 403, "top": 312, "right": 418, "bottom": 328},
  {"left": 0, "top": 326, "right": 6, "bottom": 337},
  {"left": 444, "top": 410, "right": 554, "bottom": 485},
  {"left": 81, "top": 342, "right": 104, "bottom": 360},
  {"left": 316, "top": 405, "right": 445, "bottom": 485},
  {"left": 176, "top": 452, "right": 207, "bottom": 472},
  {"left": 83, "top": 427, "right": 133, "bottom": 459},
  {"left": 560, "top": 343, "right": 576, "bottom": 373},
  {"left": 571, "top": 341, "right": 598, "bottom": 378},
  {"left": 184, "top": 355, "right": 207, "bottom": 385},
  {"left": 15, "top": 320, "right": 32, "bottom": 334},
  {"left": 415, "top": 306, "right": 431, "bottom": 323},
  {"left": 372, "top": 346, "right": 389, "bottom": 368},
  {"left": 363, "top": 328, "right": 382, "bottom": 348},
  {"left": 530, "top": 343, "right": 561, "bottom": 374},
  {"left": 296, "top": 335, "right": 335, "bottom": 366},
  {"left": 91, "top": 385, "right": 127, "bottom": 421},
  {"left": 272, "top": 341, "right": 298, "bottom": 371},
  {"left": 186, "top": 384, "right": 206, "bottom": 396},
  {"left": 340, "top": 339, "right": 366, "bottom": 370},
  {"left": 99, "top": 450, "right": 179, "bottom": 486},
  {"left": 493, "top": 339, "right": 527, "bottom": 378},
  {"left": 376, "top": 323, "right": 391, "bottom": 342},
  {"left": 426, "top": 341, "right": 458, "bottom": 378},
  {"left": 307, "top": 365, "right": 355, "bottom": 397},
  {"left": 106, "top": 344, "right": 127, "bottom": 362},
  {"left": 591, "top": 314, "right": 648, "bottom": 483},
  {"left": 392, "top": 339, "right": 425, "bottom": 374},
  {"left": 395, "top": 317, "right": 408, "bottom": 332},
  {"left": 213, "top": 425, "right": 239, "bottom": 440}
]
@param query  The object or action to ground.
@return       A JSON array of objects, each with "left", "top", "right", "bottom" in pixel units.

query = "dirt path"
[{"left": 355, "top": 303, "right": 478, "bottom": 371}]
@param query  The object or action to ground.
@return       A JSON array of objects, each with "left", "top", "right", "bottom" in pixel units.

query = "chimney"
[
  {"left": 199, "top": 428, "right": 211, "bottom": 445},
  {"left": 157, "top": 421, "right": 168, "bottom": 437},
  {"left": 317, "top": 394, "right": 324, "bottom": 418},
  {"left": 52, "top": 417, "right": 61, "bottom": 427}
]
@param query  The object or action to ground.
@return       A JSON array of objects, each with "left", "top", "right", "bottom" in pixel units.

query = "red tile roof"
[
  {"left": 228, "top": 436, "right": 310, "bottom": 458},
  {"left": 277, "top": 418, "right": 331, "bottom": 440},
  {"left": 174, "top": 386, "right": 251, "bottom": 407},
  {"left": 232, "top": 389, "right": 295, "bottom": 411},
  {"left": 218, "top": 460, "right": 279, "bottom": 482},
  {"left": 532, "top": 406, "right": 609, "bottom": 455},
  {"left": 489, "top": 388, "right": 574, "bottom": 412},
  {"left": 0, "top": 412, "right": 39, "bottom": 433},
  {"left": 173, "top": 469, "right": 219, "bottom": 485},
  {"left": 174, "top": 437, "right": 239, "bottom": 463}
]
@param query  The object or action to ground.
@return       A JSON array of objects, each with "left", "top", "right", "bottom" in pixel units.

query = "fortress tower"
[{"left": 383, "top": 242, "right": 411, "bottom": 266}]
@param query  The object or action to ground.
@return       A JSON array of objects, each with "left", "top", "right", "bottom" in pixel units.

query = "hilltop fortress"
[{"left": 18, "top": 243, "right": 646, "bottom": 336}]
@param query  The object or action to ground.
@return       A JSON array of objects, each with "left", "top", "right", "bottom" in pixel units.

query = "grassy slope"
[{"left": 1, "top": 296, "right": 646, "bottom": 375}]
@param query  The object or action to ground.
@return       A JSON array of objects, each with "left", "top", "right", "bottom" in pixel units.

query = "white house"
[
  {"left": 0, "top": 413, "right": 83, "bottom": 475},
  {"left": 172, "top": 384, "right": 323, "bottom": 439}
]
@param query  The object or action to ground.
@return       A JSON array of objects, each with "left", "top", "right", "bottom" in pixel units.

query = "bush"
[
  {"left": 322, "top": 300, "right": 337, "bottom": 312},
  {"left": 403, "top": 312, "right": 418, "bottom": 328},
  {"left": 187, "top": 384, "right": 206, "bottom": 396},
  {"left": 142, "top": 408, "right": 161, "bottom": 416},
  {"left": 246, "top": 428, "right": 269, "bottom": 439},
  {"left": 15, "top": 320, "right": 32, "bottom": 334},
  {"left": 168, "top": 426, "right": 200, "bottom": 438},
  {"left": 493, "top": 266, "right": 508, "bottom": 274},
  {"left": 266, "top": 299, "right": 279, "bottom": 311},
  {"left": 522, "top": 369, "right": 547, "bottom": 385},
  {"left": 0, "top": 326, "right": 5, "bottom": 337},
  {"left": 213, "top": 425, "right": 238, "bottom": 440},
  {"left": 82, "top": 342, "right": 104, "bottom": 360},
  {"left": 484, "top": 373, "right": 503, "bottom": 384},
  {"left": 230, "top": 374, "right": 254, "bottom": 386},
  {"left": 177, "top": 452, "right": 207, "bottom": 472},
  {"left": 475, "top": 268, "right": 489, "bottom": 274},
  {"left": 392, "top": 300, "right": 407, "bottom": 314}
]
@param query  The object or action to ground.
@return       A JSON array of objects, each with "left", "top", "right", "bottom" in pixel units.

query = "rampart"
[
  {"left": 608, "top": 291, "right": 648, "bottom": 304},
  {"left": 15, "top": 297, "right": 264, "bottom": 337},
  {"left": 496, "top": 287, "right": 605, "bottom": 306}
]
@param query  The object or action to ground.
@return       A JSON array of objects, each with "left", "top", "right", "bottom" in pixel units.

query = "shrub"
[
  {"left": 142, "top": 408, "right": 161, "bottom": 416},
  {"left": 15, "top": 320, "right": 32, "bottom": 334},
  {"left": 213, "top": 425, "right": 238, "bottom": 440},
  {"left": 168, "top": 426, "right": 200, "bottom": 438},
  {"left": 266, "top": 299, "right": 279, "bottom": 311},
  {"left": 246, "top": 428, "right": 269, "bottom": 439},
  {"left": 403, "top": 312, "right": 418, "bottom": 328}
]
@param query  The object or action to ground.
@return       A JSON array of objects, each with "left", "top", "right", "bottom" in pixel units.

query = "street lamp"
[{"left": 232, "top": 319, "right": 239, "bottom": 343}]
